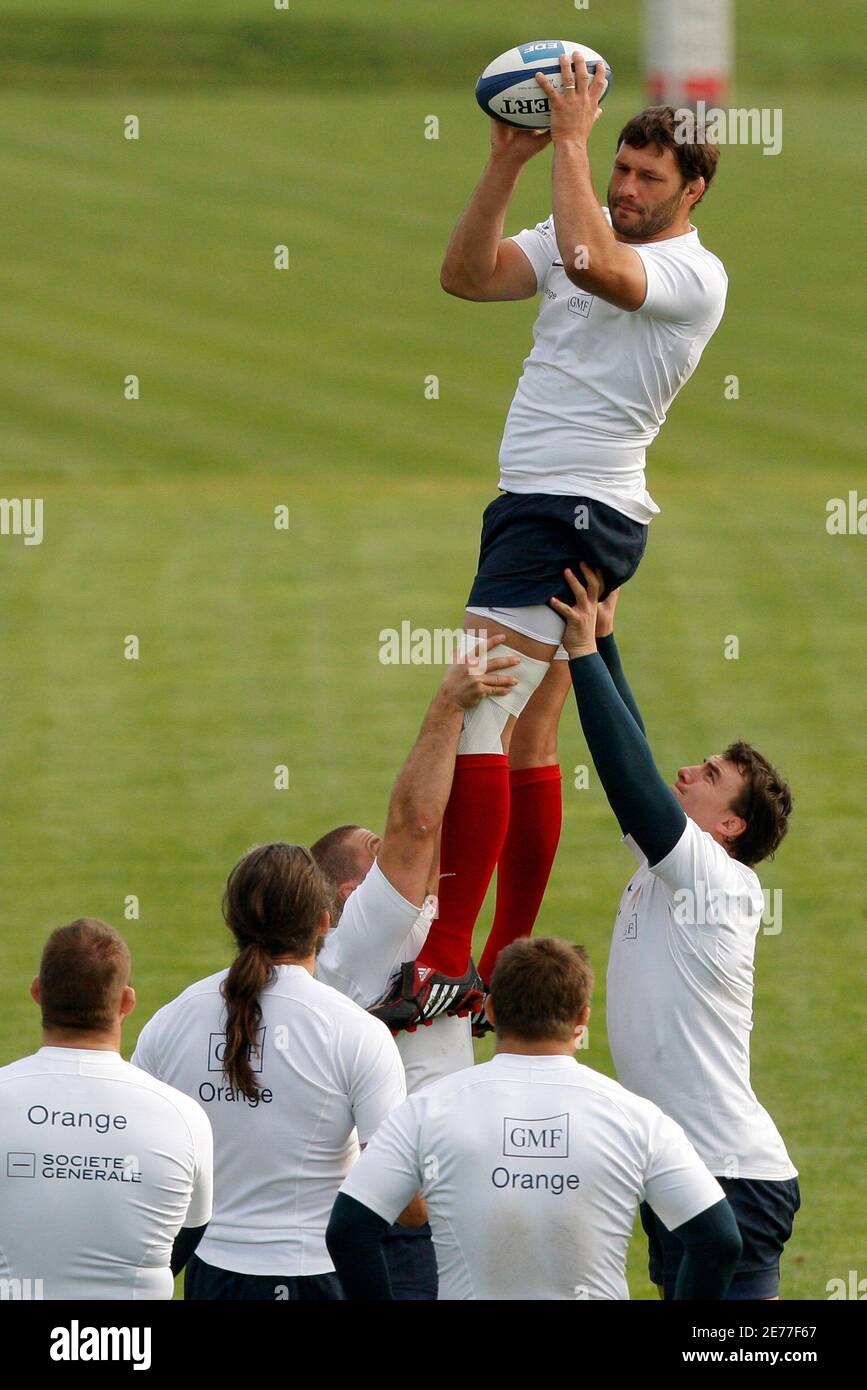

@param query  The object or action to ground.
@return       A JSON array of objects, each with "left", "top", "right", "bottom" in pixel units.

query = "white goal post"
[{"left": 644, "top": 0, "right": 734, "bottom": 107}]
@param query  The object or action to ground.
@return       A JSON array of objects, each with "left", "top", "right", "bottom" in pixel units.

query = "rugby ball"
[{"left": 476, "top": 40, "right": 612, "bottom": 130}]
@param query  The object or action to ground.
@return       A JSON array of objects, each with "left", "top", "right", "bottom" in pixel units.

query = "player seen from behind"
[{"left": 327, "top": 936, "right": 741, "bottom": 1300}]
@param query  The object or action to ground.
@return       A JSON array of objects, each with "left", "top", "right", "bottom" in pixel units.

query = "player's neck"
[
  {"left": 41, "top": 1027, "right": 122, "bottom": 1051},
  {"left": 270, "top": 952, "right": 317, "bottom": 975},
  {"left": 614, "top": 219, "right": 694, "bottom": 246},
  {"left": 495, "top": 1038, "right": 576, "bottom": 1058}
]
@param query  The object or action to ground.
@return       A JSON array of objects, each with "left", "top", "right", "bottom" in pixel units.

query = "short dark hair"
[
  {"left": 39, "top": 918, "right": 130, "bottom": 1032},
  {"left": 490, "top": 938, "right": 594, "bottom": 1044},
  {"left": 722, "top": 741, "right": 793, "bottom": 867},
  {"left": 617, "top": 105, "right": 721, "bottom": 204},
  {"left": 310, "top": 825, "right": 363, "bottom": 889}
]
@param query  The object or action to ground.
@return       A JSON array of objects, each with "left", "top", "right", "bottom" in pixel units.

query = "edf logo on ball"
[{"left": 518, "top": 41, "right": 565, "bottom": 64}]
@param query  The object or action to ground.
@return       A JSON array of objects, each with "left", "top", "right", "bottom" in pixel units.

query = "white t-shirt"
[
  {"left": 316, "top": 859, "right": 435, "bottom": 1008},
  {"left": 340, "top": 1052, "right": 723, "bottom": 1300},
  {"left": 499, "top": 210, "right": 728, "bottom": 521},
  {"left": 131, "top": 964, "right": 405, "bottom": 1276},
  {"left": 606, "top": 818, "right": 797, "bottom": 1179},
  {"left": 0, "top": 1047, "right": 212, "bottom": 1300}
]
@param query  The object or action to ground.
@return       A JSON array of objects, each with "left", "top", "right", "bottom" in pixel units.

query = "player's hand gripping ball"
[{"left": 476, "top": 39, "right": 612, "bottom": 130}]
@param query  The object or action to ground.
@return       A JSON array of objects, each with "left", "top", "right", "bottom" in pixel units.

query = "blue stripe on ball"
[{"left": 475, "top": 62, "right": 612, "bottom": 121}]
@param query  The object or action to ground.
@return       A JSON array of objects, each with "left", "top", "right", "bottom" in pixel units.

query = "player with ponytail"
[
  {"left": 220, "top": 843, "right": 329, "bottom": 1101},
  {"left": 132, "top": 840, "right": 406, "bottom": 1300}
]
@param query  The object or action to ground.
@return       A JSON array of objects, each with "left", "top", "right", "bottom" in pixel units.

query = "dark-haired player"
[
  {"left": 0, "top": 919, "right": 213, "bottom": 1299},
  {"left": 132, "top": 647, "right": 521, "bottom": 1302},
  {"left": 327, "top": 937, "right": 741, "bottom": 1301},
  {"left": 554, "top": 565, "right": 800, "bottom": 1301},
  {"left": 374, "top": 56, "right": 730, "bottom": 1028}
]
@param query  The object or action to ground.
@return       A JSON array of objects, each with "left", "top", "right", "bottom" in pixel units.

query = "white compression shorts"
[{"left": 466, "top": 604, "right": 570, "bottom": 661}]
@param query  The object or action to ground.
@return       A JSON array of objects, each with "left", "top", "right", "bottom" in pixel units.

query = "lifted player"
[{"left": 373, "top": 57, "right": 729, "bottom": 1028}]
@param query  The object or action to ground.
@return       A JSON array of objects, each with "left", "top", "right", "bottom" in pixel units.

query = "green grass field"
[{"left": 0, "top": 0, "right": 864, "bottom": 1300}]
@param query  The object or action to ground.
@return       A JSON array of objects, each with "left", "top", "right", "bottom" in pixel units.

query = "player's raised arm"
[
  {"left": 593, "top": 587, "right": 646, "bottom": 736},
  {"left": 440, "top": 121, "right": 550, "bottom": 301},
  {"left": 533, "top": 54, "right": 649, "bottom": 311},
  {"left": 551, "top": 566, "right": 685, "bottom": 864},
  {"left": 376, "top": 637, "right": 520, "bottom": 905}
]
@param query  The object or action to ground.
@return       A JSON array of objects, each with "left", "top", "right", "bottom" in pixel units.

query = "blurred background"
[{"left": 0, "top": 0, "right": 864, "bottom": 1297}]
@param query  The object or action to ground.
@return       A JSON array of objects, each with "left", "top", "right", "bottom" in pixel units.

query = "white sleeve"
[
  {"left": 339, "top": 1098, "right": 423, "bottom": 1224},
  {"left": 509, "top": 214, "right": 557, "bottom": 293},
  {"left": 130, "top": 1014, "right": 162, "bottom": 1077},
  {"left": 348, "top": 1017, "right": 407, "bottom": 1145},
  {"left": 317, "top": 859, "right": 434, "bottom": 1007},
  {"left": 182, "top": 1099, "right": 214, "bottom": 1228},
  {"left": 641, "top": 1109, "right": 725, "bottom": 1232},
  {"left": 633, "top": 244, "right": 727, "bottom": 324}
]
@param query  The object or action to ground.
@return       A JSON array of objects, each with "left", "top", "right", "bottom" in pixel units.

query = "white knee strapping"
[{"left": 457, "top": 645, "right": 550, "bottom": 755}]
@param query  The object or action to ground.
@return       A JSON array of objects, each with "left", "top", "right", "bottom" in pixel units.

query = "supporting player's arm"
[
  {"left": 534, "top": 54, "right": 648, "bottom": 311},
  {"left": 170, "top": 1223, "right": 208, "bottom": 1276},
  {"left": 594, "top": 588, "right": 646, "bottom": 735},
  {"left": 328, "top": 1100, "right": 423, "bottom": 1298},
  {"left": 551, "top": 566, "right": 685, "bottom": 864},
  {"left": 669, "top": 1199, "right": 743, "bottom": 1300},
  {"left": 326, "top": 1194, "right": 393, "bottom": 1300},
  {"left": 644, "top": 1115, "right": 743, "bottom": 1300},
  {"left": 377, "top": 637, "right": 520, "bottom": 905},
  {"left": 440, "top": 122, "right": 550, "bottom": 301}
]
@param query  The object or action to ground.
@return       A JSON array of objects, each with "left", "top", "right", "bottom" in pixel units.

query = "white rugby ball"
[{"left": 476, "top": 39, "right": 612, "bottom": 129}]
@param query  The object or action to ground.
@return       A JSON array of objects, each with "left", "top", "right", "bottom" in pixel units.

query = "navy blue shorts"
[
  {"left": 184, "top": 1253, "right": 344, "bottom": 1301},
  {"left": 383, "top": 1221, "right": 438, "bottom": 1301},
  {"left": 466, "top": 492, "right": 648, "bottom": 609},
  {"left": 641, "top": 1177, "right": 801, "bottom": 1301}
]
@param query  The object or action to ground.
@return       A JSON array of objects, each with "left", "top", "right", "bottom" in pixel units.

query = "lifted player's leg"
[
  {"left": 477, "top": 659, "right": 572, "bottom": 992},
  {"left": 368, "top": 615, "right": 554, "bottom": 1031},
  {"left": 416, "top": 614, "right": 554, "bottom": 974},
  {"left": 369, "top": 493, "right": 646, "bottom": 1033}
]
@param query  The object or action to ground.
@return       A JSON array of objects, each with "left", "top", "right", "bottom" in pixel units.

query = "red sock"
[
  {"left": 417, "top": 753, "right": 511, "bottom": 978},
  {"left": 477, "top": 764, "right": 563, "bottom": 983}
]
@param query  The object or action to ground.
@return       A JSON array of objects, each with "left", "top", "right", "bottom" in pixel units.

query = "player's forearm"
[
  {"left": 569, "top": 653, "right": 685, "bottom": 863},
  {"left": 170, "top": 1223, "right": 207, "bottom": 1276},
  {"left": 671, "top": 1199, "right": 743, "bottom": 1300},
  {"left": 551, "top": 142, "right": 632, "bottom": 305},
  {"left": 386, "top": 690, "right": 463, "bottom": 834},
  {"left": 441, "top": 156, "right": 523, "bottom": 290},
  {"left": 396, "top": 1192, "right": 429, "bottom": 1228},
  {"left": 326, "top": 1194, "right": 394, "bottom": 1300},
  {"left": 596, "top": 634, "right": 646, "bottom": 736}
]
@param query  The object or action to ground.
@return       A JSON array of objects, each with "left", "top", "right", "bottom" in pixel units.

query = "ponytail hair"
[{"left": 221, "top": 842, "right": 331, "bottom": 1099}]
